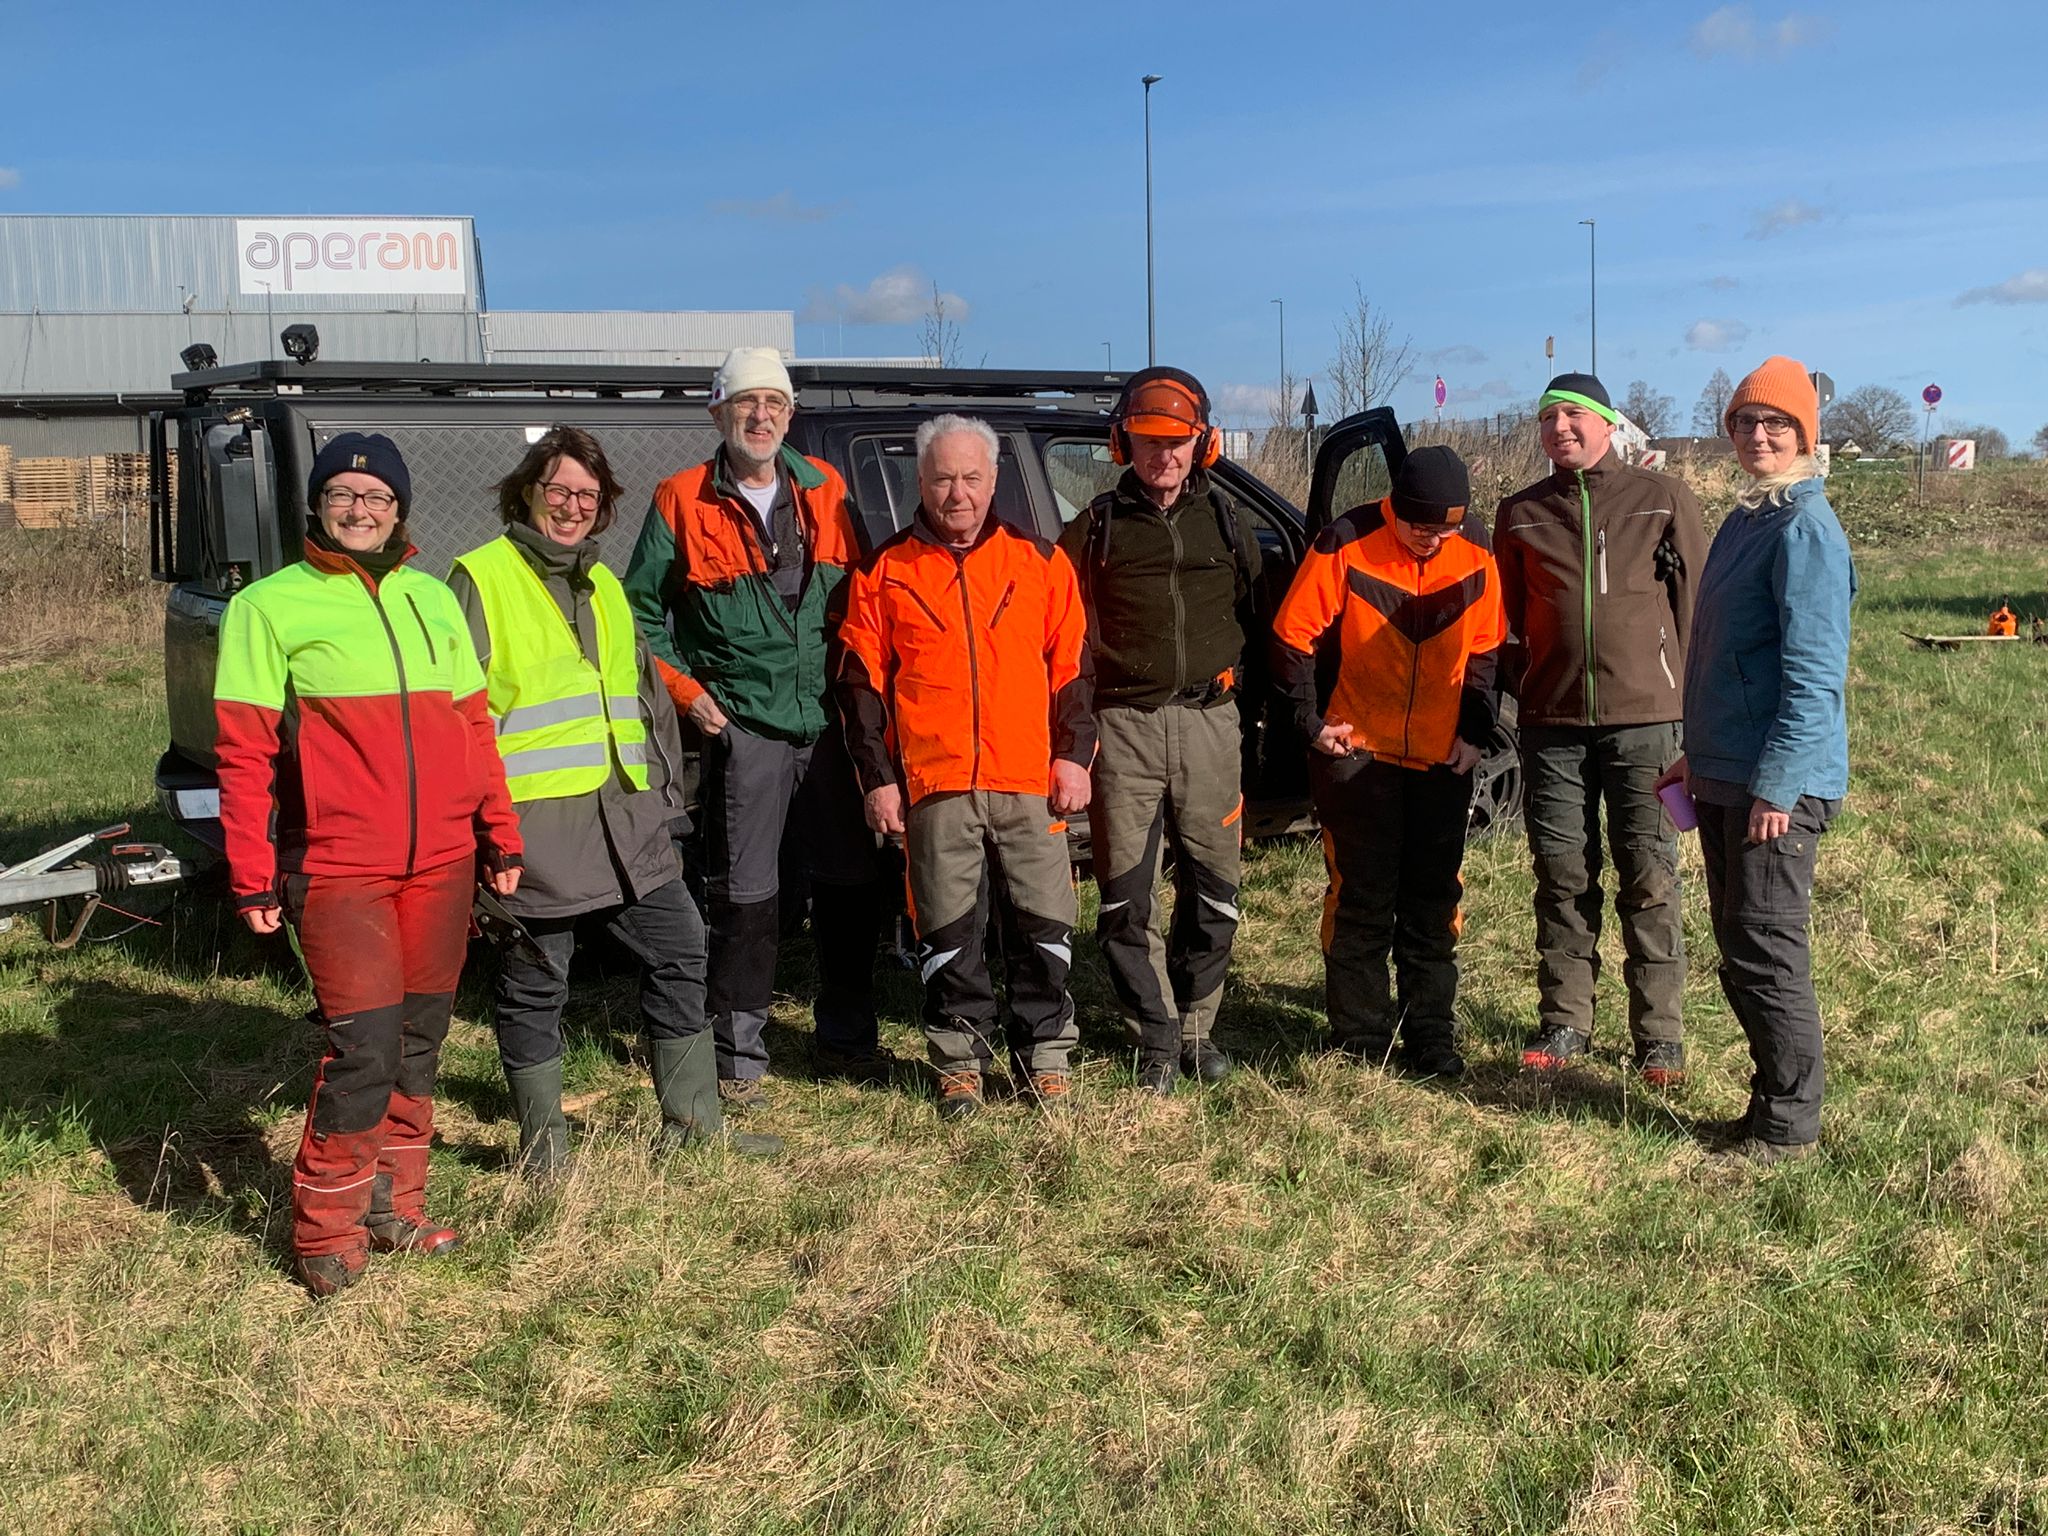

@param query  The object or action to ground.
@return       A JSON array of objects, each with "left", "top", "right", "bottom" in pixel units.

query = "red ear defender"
[{"left": 1110, "top": 366, "right": 1218, "bottom": 467}]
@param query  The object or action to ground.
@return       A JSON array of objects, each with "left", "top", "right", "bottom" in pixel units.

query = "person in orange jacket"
[
  {"left": 835, "top": 414, "right": 1095, "bottom": 1119},
  {"left": 1271, "top": 446, "right": 1506, "bottom": 1078}
]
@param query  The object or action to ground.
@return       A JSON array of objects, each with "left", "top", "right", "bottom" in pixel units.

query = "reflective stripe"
[
  {"left": 500, "top": 742, "right": 612, "bottom": 778},
  {"left": 617, "top": 740, "right": 648, "bottom": 765},
  {"left": 495, "top": 690, "right": 605, "bottom": 737},
  {"left": 608, "top": 694, "right": 642, "bottom": 722}
]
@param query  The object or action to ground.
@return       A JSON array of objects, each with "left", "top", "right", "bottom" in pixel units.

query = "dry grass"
[{"left": 0, "top": 523, "right": 159, "bottom": 672}]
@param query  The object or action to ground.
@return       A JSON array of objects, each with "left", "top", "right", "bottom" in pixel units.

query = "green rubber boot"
[
  {"left": 504, "top": 1057, "right": 570, "bottom": 1177},
  {"left": 649, "top": 1032, "right": 782, "bottom": 1159}
]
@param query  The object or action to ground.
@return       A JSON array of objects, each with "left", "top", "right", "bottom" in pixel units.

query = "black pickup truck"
[{"left": 146, "top": 361, "right": 1521, "bottom": 858}]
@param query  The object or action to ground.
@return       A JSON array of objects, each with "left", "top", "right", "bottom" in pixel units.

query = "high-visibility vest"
[{"left": 453, "top": 535, "right": 650, "bottom": 802}]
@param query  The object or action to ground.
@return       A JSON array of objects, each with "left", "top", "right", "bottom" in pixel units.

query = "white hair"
[{"left": 915, "top": 413, "right": 999, "bottom": 471}]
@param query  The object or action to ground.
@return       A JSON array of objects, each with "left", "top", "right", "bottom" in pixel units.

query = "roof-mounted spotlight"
[
  {"left": 179, "top": 342, "right": 219, "bottom": 372},
  {"left": 280, "top": 324, "right": 320, "bottom": 364}
]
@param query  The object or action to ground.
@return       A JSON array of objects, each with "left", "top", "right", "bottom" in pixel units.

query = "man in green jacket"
[
  {"left": 623, "top": 348, "right": 885, "bottom": 1107},
  {"left": 1493, "top": 373, "right": 1708, "bottom": 1085}
]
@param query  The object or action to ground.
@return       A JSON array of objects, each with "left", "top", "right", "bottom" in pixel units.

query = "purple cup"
[{"left": 1658, "top": 780, "right": 1699, "bottom": 832}]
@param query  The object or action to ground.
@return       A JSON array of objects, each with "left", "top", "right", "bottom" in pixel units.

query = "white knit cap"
[{"left": 710, "top": 346, "right": 794, "bottom": 407}]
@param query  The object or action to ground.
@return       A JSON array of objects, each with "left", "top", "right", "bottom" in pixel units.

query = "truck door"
[{"left": 1303, "top": 406, "right": 1408, "bottom": 541}]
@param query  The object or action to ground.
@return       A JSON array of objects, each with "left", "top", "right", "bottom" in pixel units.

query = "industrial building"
[{"left": 0, "top": 214, "right": 795, "bottom": 461}]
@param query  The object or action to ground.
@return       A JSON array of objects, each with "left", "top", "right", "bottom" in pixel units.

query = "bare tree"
[
  {"left": 2034, "top": 423, "right": 2048, "bottom": 458},
  {"left": 1940, "top": 420, "right": 2011, "bottom": 459},
  {"left": 1691, "top": 367, "right": 1734, "bottom": 434},
  {"left": 1821, "top": 384, "right": 1914, "bottom": 451},
  {"left": 1622, "top": 380, "right": 1676, "bottom": 438},
  {"left": 918, "top": 282, "right": 962, "bottom": 368},
  {"left": 1325, "top": 283, "right": 1413, "bottom": 418}
]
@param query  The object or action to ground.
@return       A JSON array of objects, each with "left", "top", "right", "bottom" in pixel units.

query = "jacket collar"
[
  {"left": 303, "top": 536, "right": 416, "bottom": 591},
  {"left": 910, "top": 504, "right": 1002, "bottom": 554},
  {"left": 1551, "top": 447, "right": 1622, "bottom": 493},
  {"left": 708, "top": 441, "right": 826, "bottom": 501},
  {"left": 1111, "top": 465, "right": 1210, "bottom": 517}
]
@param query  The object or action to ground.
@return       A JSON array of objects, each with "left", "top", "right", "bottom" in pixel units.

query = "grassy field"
[{"left": 3, "top": 524, "right": 2048, "bottom": 1533}]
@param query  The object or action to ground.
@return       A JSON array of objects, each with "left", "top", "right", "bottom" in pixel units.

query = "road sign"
[
  {"left": 1947, "top": 439, "right": 1976, "bottom": 471},
  {"left": 1922, "top": 384, "right": 1942, "bottom": 406},
  {"left": 1300, "top": 382, "right": 1319, "bottom": 420},
  {"left": 1809, "top": 371, "right": 1834, "bottom": 410},
  {"left": 1638, "top": 449, "right": 1668, "bottom": 470},
  {"left": 1433, "top": 376, "right": 1447, "bottom": 409}
]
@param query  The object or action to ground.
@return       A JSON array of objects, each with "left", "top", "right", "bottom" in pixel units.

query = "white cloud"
[
  {"left": 0, "top": 167, "right": 19, "bottom": 190},
  {"left": 1446, "top": 378, "right": 1519, "bottom": 406},
  {"left": 1747, "top": 198, "right": 1828, "bottom": 239},
  {"left": 709, "top": 191, "right": 836, "bottom": 224},
  {"left": 1215, "top": 382, "right": 1285, "bottom": 422},
  {"left": 798, "top": 266, "right": 970, "bottom": 326},
  {"left": 1686, "top": 319, "right": 1752, "bottom": 352},
  {"left": 1427, "top": 344, "right": 1489, "bottom": 367},
  {"left": 1703, "top": 274, "right": 1741, "bottom": 290},
  {"left": 1689, "top": 5, "right": 1833, "bottom": 59},
  {"left": 1956, "top": 268, "right": 2048, "bottom": 306}
]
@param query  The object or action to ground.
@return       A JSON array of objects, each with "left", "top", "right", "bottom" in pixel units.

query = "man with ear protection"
[{"left": 1058, "top": 367, "right": 1263, "bottom": 1095}]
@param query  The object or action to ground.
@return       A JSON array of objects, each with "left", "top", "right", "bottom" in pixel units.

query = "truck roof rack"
[{"left": 172, "top": 360, "right": 1131, "bottom": 410}]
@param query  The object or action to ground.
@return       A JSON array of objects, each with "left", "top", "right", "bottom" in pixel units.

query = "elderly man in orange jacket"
[
  {"left": 1272, "top": 446, "right": 1505, "bottom": 1078},
  {"left": 835, "top": 414, "right": 1095, "bottom": 1120}
]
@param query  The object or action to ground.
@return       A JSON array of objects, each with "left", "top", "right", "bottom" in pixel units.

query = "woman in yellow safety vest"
[{"left": 448, "top": 426, "right": 779, "bottom": 1168}]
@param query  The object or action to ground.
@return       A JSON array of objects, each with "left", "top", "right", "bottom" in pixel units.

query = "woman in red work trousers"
[{"left": 213, "top": 432, "right": 522, "bottom": 1298}]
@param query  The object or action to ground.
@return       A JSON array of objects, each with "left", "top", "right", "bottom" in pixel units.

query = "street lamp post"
[
  {"left": 1103, "top": 341, "right": 1112, "bottom": 371},
  {"left": 1271, "top": 297, "right": 1286, "bottom": 427},
  {"left": 1143, "top": 73, "right": 1163, "bottom": 366},
  {"left": 1578, "top": 218, "right": 1597, "bottom": 377}
]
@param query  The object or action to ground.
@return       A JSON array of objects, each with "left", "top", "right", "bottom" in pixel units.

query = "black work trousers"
[
  {"left": 493, "top": 875, "right": 707, "bottom": 1073},
  {"left": 1310, "top": 753, "right": 1474, "bottom": 1052},
  {"left": 1697, "top": 795, "right": 1836, "bottom": 1146}
]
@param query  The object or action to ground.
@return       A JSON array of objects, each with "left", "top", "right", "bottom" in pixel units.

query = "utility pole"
[
  {"left": 1271, "top": 297, "right": 1286, "bottom": 427},
  {"left": 1578, "top": 219, "right": 1597, "bottom": 377},
  {"left": 1143, "top": 74, "right": 1163, "bottom": 366}
]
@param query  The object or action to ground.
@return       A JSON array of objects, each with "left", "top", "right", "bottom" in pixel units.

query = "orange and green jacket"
[
  {"left": 1271, "top": 500, "right": 1506, "bottom": 770},
  {"left": 622, "top": 444, "right": 859, "bottom": 744},
  {"left": 213, "top": 543, "right": 521, "bottom": 907},
  {"left": 835, "top": 511, "right": 1095, "bottom": 806}
]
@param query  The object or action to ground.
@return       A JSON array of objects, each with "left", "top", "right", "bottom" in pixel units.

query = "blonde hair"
[{"left": 1735, "top": 442, "right": 1822, "bottom": 511}]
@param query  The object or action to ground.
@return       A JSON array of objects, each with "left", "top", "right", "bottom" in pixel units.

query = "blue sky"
[{"left": 6, "top": 0, "right": 2046, "bottom": 440}]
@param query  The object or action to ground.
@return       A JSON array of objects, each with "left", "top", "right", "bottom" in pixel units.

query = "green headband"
[{"left": 1538, "top": 389, "right": 1619, "bottom": 424}]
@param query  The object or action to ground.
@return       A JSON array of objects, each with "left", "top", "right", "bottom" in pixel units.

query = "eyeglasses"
[
  {"left": 320, "top": 487, "right": 397, "bottom": 513},
  {"left": 723, "top": 393, "right": 791, "bottom": 419},
  {"left": 539, "top": 482, "right": 602, "bottom": 511},
  {"left": 1730, "top": 411, "right": 1798, "bottom": 438}
]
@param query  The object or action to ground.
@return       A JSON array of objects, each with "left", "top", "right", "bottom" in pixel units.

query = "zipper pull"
[{"left": 1598, "top": 528, "right": 1608, "bottom": 596}]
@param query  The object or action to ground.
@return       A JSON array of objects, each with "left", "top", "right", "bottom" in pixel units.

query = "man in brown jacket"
[{"left": 1494, "top": 373, "right": 1707, "bottom": 1085}]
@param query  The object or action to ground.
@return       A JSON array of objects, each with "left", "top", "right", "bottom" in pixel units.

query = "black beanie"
[
  {"left": 308, "top": 431, "right": 412, "bottom": 509},
  {"left": 1538, "top": 372, "right": 1617, "bottom": 421},
  {"left": 1389, "top": 445, "right": 1471, "bottom": 526}
]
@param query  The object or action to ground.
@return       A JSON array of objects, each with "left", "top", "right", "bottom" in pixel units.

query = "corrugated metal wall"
[
  {"left": 485, "top": 310, "right": 793, "bottom": 364},
  {"left": 0, "top": 415, "right": 151, "bottom": 457},
  {"left": 0, "top": 214, "right": 478, "bottom": 312}
]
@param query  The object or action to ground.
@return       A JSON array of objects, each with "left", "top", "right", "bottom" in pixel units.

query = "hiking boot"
[
  {"left": 1182, "top": 1040, "right": 1233, "bottom": 1084},
  {"left": 1634, "top": 1041, "right": 1688, "bottom": 1088},
  {"left": 817, "top": 1043, "right": 897, "bottom": 1085},
  {"left": 936, "top": 1069, "right": 984, "bottom": 1122},
  {"left": 366, "top": 1175, "right": 460, "bottom": 1256},
  {"left": 1696, "top": 1110, "right": 1754, "bottom": 1149},
  {"left": 1399, "top": 1040, "right": 1466, "bottom": 1080},
  {"left": 718, "top": 1077, "right": 769, "bottom": 1113},
  {"left": 295, "top": 1251, "right": 365, "bottom": 1299},
  {"left": 1136, "top": 1056, "right": 1177, "bottom": 1098},
  {"left": 1522, "top": 1024, "right": 1590, "bottom": 1073},
  {"left": 1717, "top": 1136, "right": 1818, "bottom": 1167},
  {"left": 1027, "top": 1070, "right": 1075, "bottom": 1112}
]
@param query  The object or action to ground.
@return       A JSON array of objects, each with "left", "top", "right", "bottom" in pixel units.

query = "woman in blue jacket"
[{"left": 1657, "top": 356, "right": 1855, "bottom": 1164}]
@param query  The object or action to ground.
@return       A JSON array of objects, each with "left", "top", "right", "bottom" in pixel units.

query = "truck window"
[
  {"left": 1043, "top": 439, "right": 1120, "bottom": 524},
  {"left": 847, "top": 434, "right": 1034, "bottom": 536}
]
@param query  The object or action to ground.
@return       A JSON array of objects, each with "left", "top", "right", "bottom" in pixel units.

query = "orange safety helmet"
[{"left": 1109, "top": 366, "right": 1221, "bottom": 467}]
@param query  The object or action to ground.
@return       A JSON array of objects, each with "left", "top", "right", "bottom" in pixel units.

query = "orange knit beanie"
[{"left": 1724, "top": 356, "right": 1818, "bottom": 451}]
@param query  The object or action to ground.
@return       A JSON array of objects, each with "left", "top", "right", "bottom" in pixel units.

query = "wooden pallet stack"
[
  {"left": 0, "top": 445, "right": 14, "bottom": 529},
  {"left": 12, "top": 457, "right": 86, "bottom": 530},
  {"left": 85, "top": 453, "right": 152, "bottom": 517}
]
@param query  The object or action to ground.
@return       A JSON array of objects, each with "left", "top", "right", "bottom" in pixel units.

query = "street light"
[
  {"left": 1578, "top": 218, "right": 1597, "bottom": 377},
  {"left": 1103, "top": 341, "right": 1112, "bottom": 371},
  {"left": 1271, "top": 298, "right": 1286, "bottom": 426},
  {"left": 1143, "top": 73, "right": 1163, "bottom": 366}
]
